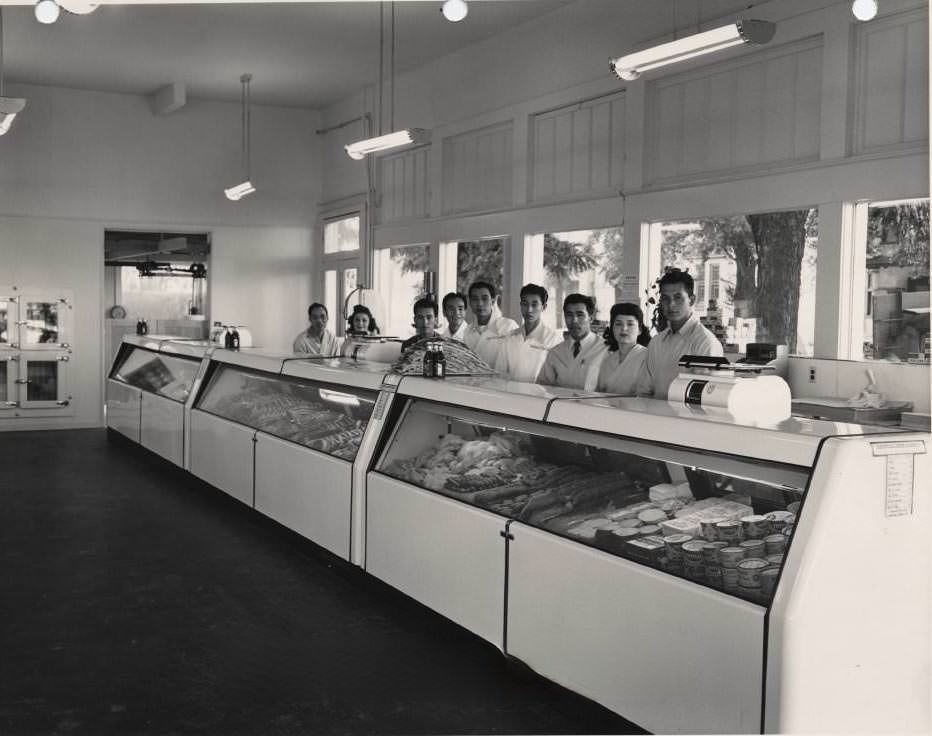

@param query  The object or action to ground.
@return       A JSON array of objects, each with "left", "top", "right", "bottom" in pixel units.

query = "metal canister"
[
  {"left": 681, "top": 540, "right": 707, "bottom": 565},
  {"left": 719, "top": 546, "right": 746, "bottom": 569},
  {"left": 684, "top": 562, "right": 705, "bottom": 582},
  {"left": 739, "top": 539, "right": 766, "bottom": 558},
  {"left": 766, "top": 553, "right": 784, "bottom": 566},
  {"left": 741, "top": 514, "right": 770, "bottom": 539},
  {"left": 765, "top": 510, "right": 795, "bottom": 531},
  {"left": 702, "top": 541, "right": 728, "bottom": 566},
  {"left": 705, "top": 566, "right": 723, "bottom": 589},
  {"left": 638, "top": 524, "right": 662, "bottom": 537},
  {"left": 721, "top": 567, "right": 740, "bottom": 592},
  {"left": 760, "top": 567, "right": 780, "bottom": 598},
  {"left": 716, "top": 520, "right": 743, "bottom": 543},
  {"left": 736, "top": 558, "right": 769, "bottom": 588},
  {"left": 664, "top": 534, "right": 693, "bottom": 563},
  {"left": 764, "top": 533, "right": 786, "bottom": 555},
  {"left": 700, "top": 517, "right": 727, "bottom": 541}
]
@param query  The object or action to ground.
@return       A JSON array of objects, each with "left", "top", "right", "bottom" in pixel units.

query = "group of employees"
[{"left": 292, "top": 269, "right": 722, "bottom": 400}]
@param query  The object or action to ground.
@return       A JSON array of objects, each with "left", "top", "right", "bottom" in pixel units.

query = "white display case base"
[
  {"left": 254, "top": 432, "right": 352, "bottom": 560},
  {"left": 141, "top": 392, "right": 185, "bottom": 467},
  {"left": 106, "top": 379, "right": 141, "bottom": 443},
  {"left": 366, "top": 474, "right": 507, "bottom": 649},
  {"left": 506, "top": 522, "right": 765, "bottom": 735},
  {"left": 189, "top": 409, "right": 255, "bottom": 507}
]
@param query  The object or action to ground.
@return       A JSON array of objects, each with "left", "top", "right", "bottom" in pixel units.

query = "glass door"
[
  {"left": 16, "top": 293, "right": 72, "bottom": 350},
  {"left": 0, "top": 353, "right": 17, "bottom": 410},
  {"left": 0, "top": 293, "right": 18, "bottom": 349},
  {"left": 17, "top": 352, "right": 70, "bottom": 408}
]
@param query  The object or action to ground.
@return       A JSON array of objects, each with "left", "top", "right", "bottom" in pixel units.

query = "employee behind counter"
[{"left": 293, "top": 302, "right": 339, "bottom": 357}]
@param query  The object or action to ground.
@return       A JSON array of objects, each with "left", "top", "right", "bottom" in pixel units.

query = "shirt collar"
[{"left": 661, "top": 312, "right": 699, "bottom": 340}]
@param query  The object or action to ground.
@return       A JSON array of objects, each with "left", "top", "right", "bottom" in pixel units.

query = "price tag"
[
  {"left": 871, "top": 440, "right": 925, "bottom": 518},
  {"left": 381, "top": 373, "right": 402, "bottom": 388}
]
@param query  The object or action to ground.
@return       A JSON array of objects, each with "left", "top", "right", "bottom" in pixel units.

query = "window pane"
[
  {"left": 0, "top": 300, "right": 10, "bottom": 344},
  {"left": 324, "top": 270, "right": 337, "bottom": 333},
  {"left": 658, "top": 210, "right": 818, "bottom": 356},
  {"left": 121, "top": 267, "right": 201, "bottom": 321},
  {"left": 456, "top": 238, "right": 506, "bottom": 302},
  {"left": 26, "top": 361, "right": 58, "bottom": 401},
  {"left": 0, "top": 361, "right": 7, "bottom": 402},
  {"left": 374, "top": 245, "right": 430, "bottom": 338},
  {"left": 343, "top": 268, "right": 357, "bottom": 299},
  {"left": 22, "top": 302, "right": 60, "bottom": 345},
  {"left": 324, "top": 215, "right": 360, "bottom": 254},
  {"left": 863, "top": 200, "right": 930, "bottom": 363},
  {"left": 540, "top": 228, "right": 624, "bottom": 330}
]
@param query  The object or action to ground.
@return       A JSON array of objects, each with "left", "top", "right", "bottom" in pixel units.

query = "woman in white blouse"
[{"left": 595, "top": 302, "right": 651, "bottom": 395}]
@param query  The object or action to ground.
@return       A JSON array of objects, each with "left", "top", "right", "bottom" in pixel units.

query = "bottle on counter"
[
  {"left": 231, "top": 328, "right": 240, "bottom": 350},
  {"left": 432, "top": 341, "right": 446, "bottom": 378},
  {"left": 136, "top": 318, "right": 148, "bottom": 336},
  {"left": 422, "top": 341, "right": 435, "bottom": 377},
  {"left": 224, "top": 327, "right": 234, "bottom": 349}
]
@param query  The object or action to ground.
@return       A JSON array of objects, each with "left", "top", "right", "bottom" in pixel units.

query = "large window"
[
  {"left": 120, "top": 266, "right": 201, "bottom": 320},
  {"left": 862, "top": 199, "right": 930, "bottom": 363},
  {"left": 525, "top": 227, "right": 623, "bottom": 329},
  {"left": 655, "top": 209, "right": 818, "bottom": 356},
  {"left": 321, "top": 212, "right": 362, "bottom": 336},
  {"left": 373, "top": 244, "right": 430, "bottom": 338}
]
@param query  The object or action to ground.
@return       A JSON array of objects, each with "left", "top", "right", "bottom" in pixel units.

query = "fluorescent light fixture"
[
  {"left": 34, "top": 0, "right": 60, "bottom": 24},
  {"left": 0, "top": 97, "right": 25, "bottom": 135},
  {"left": 441, "top": 0, "right": 468, "bottom": 22},
  {"left": 345, "top": 128, "right": 430, "bottom": 160},
  {"left": 224, "top": 180, "right": 256, "bottom": 201},
  {"left": 851, "top": 0, "right": 878, "bottom": 21},
  {"left": 610, "top": 19, "right": 776, "bottom": 81}
]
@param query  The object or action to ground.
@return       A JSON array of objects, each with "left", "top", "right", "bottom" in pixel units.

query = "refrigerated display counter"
[
  {"left": 369, "top": 389, "right": 929, "bottom": 734},
  {"left": 189, "top": 352, "right": 398, "bottom": 561},
  {"left": 106, "top": 335, "right": 208, "bottom": 465},
  {"left": 363, "top": 376, "right": 622, "bottom": 650}
]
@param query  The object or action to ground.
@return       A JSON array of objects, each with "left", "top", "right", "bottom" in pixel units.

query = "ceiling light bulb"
[
  {"left": 441, "top": 0, "right": 468, "bottom": 22},
  {"left": 34, "top": 0, "right": 60, "bottom": 24},
  {"left": 851, "top": 0, "right": 878, "bottom": 21}
]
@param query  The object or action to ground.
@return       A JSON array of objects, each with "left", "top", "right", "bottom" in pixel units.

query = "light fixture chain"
[
  {"left": 0, "top": 8, "right": 5, "bottom": 97},
  {"left": 390, "top": 0, "right": 395, "bottom": 133},
  {"left": 378, "top": 0, "right": 384, "bottom": 136}
]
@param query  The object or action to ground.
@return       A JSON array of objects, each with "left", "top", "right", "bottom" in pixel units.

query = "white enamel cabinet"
[{"left": 0, "top": 288, "right": 74, "bottom": 416}]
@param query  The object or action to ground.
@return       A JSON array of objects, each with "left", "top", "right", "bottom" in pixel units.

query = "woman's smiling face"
[
  {"left": 352, "top": 312, "right": 370, "bottom": 333},
  {"left": 613, "top": 314, "right": 640, "bottom": 345}
]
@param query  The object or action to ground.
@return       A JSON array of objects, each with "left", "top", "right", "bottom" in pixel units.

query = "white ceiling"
[{"left": 0, "top": 0, "right": 580, "bottom": 109}]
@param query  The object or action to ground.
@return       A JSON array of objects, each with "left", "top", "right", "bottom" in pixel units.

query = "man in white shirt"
[
  {"left": 438, "top": 291, "right": 468, "bottom": 342},
  {"left": 292, "top": 302, "right": 339, "bottom": 356},
  {"left": 496, "top": 283, "right": 562, "bottom": 382},
  {"left": 636, "top": 269, "right": 724, "bottom": 400},
  {"left": 537, "top": 293, "right": 607, "bottom": 390},
  {"left": 463, "top": 280, "right": 518, "bottom": 367}
]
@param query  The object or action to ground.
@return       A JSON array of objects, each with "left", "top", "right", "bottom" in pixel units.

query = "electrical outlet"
[{"left": 809, "top": 367, "right": 817, "bottom": 383}]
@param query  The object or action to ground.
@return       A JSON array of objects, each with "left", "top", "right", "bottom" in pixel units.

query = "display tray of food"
[
  {"left": 390, "top": 338, "right": 496, "bottom": 376},
  {"left": 381, "top": 427, "right": 802, "bottom": 606}
]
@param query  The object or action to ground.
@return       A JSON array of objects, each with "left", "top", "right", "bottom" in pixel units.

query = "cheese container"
[
  {"left": 638, "top": 524, "right": 662, "bottom": 537},
  {"left": 663, "top": 534, "right": 693, "bottom": 562},
  {"left": 702, "top": 541, "right": 728, "bottom": 566},
  {"left": 624, "top": 535, "right": 666, "bottom": 565},
  {"left": 765, "top": 510, "right": 794, "bottom": 530},
  {"left": 739, "top": 539, "right": 766, "bottom": 557},
  {"left": 736, "top": 557, "right": 769, "bottom": 588},
  {"left": 715, "top": 520, "right": 743, "bottom": 543},
  {"left": 637, "top": 508, "right": 667, "bottom": 525},
  {"left": 719, "top": 546, "right": 747, "bottom": 569},
  {"left": 721, "top": 567, "right": 740, "bottom": 591},
  {"left": 681, "top": 540, "right": 707, "bottom": 564},
  {"left": 700, "top": 517, "right": 727, "bottom": 541},
  {"left": 766, "top": 553, "right": 784, "bottom": 566},
  {"left": 741, "top": 514, "right": 770, "bottom": 539},
  {"left": 764, "top": 533, "right": 786, "bottom": 555}
]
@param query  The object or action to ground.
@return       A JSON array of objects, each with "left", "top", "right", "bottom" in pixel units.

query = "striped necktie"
[{"left": 572, "top": 340, "right": 581, "bottom": 358}]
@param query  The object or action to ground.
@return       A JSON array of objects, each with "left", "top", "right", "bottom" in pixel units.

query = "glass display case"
[
  {"left": 109, "top": 344, "right": 200, "bottom": 403},
  {"left": 195, "top": 364, "right": 378, "bottom": 461},
  {"left": 377, "top": 399, "right": 808, "bottom": 605}
]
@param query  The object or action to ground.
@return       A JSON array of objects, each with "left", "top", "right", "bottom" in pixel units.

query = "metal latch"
[
  {"left": 14, "top": 378, "right": 29, "bottom": 384},
  {"left": 2, "top": 401, "right": 17, "bottom": 407},
  {"left": 56, "top": 399, "right": 70, "bottom": 407},
  {"left": 59, "top": 343, "right": 71, "bottom": 349},
  {"left": 57, "top": 355, "right": 70, "bottom": 362}
]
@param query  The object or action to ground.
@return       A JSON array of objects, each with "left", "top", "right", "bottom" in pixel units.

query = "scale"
[{"left": 668, "top": 355, "right": 792, "bottom": 421}]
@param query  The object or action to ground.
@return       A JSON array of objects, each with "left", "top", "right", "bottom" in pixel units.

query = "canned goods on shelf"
[
  {"left": 764, "top": 533, "right": 786, "bottom": 555},
  {"left": 739, "top": 539, "right": 766, "bottom": 557},
  {"left": 766, "top": 553, "right": 784, "bottom": 566},
  {"left": 700, "top": 517, "right": 727, "bottom": 541},
  {"left": 765, "top": 510, "right": 794, "bottom": 530},
  {"left": 736, "top": 557, "right": 769, "bottom": 588},
  {"left": 702, "top": 541, "right": 728, "bottom": 565},
  {"left": 719, "top": 546, "right": 747, "bottom": 568},
  {"left": 681, "top": 540, "right": 707, "bottom": 564},
  {"left": 716, "top": 520, "right": 743, "bottom": 543},
  {"left": 760, "top": 567, "right": 780, "bottom": 597},
  {"left": 741, "top": 514, "right": 770, "bottom": 539}
]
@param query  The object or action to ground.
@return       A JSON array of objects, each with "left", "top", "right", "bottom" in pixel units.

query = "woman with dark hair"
[
  {"left": 345, "top": 304, "right": 380, "bottom": 336},
  {"left": 595, "top": 302, "right": 650, "bottom": 395}
]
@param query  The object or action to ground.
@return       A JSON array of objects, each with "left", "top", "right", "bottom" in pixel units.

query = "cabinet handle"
[
  {"left": 2, "top": 401, "right": 17, "bottom": 407},
  {"left": 9, "top": 343, "right": 19, "bottom": 349},
  {"left": 56, "top": 399, "right": 70, "bottom": 407},
  {"left": 14, "top": 378, "right": 29, "bottom": 384},
  {"left": 57, "top": 355, "right": 70, "bottom": 362},
  {"left": 15, "top": 320, "right": 28, "bottom": 326},
  {"left": 60, "top": 343, "right": 71, "bottom": 349},
  {"left": 8, "top": 355, "right": 19, "bottom": 362}
]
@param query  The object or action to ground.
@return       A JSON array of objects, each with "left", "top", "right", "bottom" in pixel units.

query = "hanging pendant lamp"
[
  {"left": 0, "top": 8, "right": 27, "bottom": 136},
  {"left": 224, "top": 73, "right": 256, "bottom": 201}
]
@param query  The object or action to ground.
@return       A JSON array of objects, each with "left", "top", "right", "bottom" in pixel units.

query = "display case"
[
  {"left": 106, "top": 336, "right": 206, "bottom": 464},
  {"left": 370, "top": 389, "right": 929, "bottom": 734},
  {"left": 189, "top": 352, "right": 396, "bottom": 561}
]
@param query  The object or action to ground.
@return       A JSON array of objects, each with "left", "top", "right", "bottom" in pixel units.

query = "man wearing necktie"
[{"left": 537, "top": 293, "right": 607, "bottom": 391}]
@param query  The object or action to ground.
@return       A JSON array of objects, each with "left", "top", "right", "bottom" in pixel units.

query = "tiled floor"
[{"left": 0, "top": 429, "right": 644, "bottom": 735}]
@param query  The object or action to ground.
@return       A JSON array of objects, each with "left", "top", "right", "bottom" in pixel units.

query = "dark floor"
[{"left": 0, "top": 429, "right": 644, "bottom": 736}]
